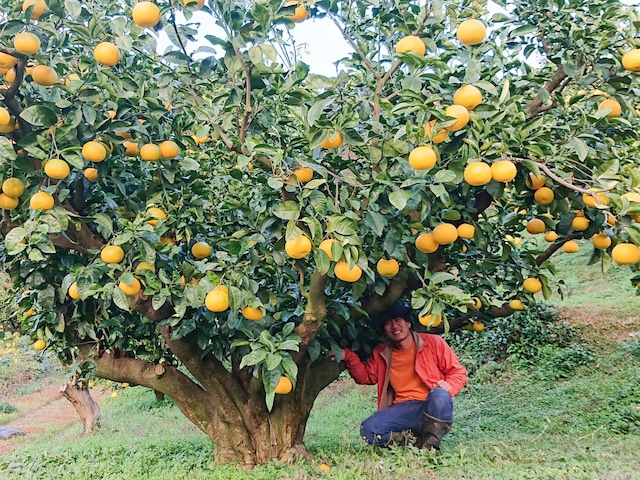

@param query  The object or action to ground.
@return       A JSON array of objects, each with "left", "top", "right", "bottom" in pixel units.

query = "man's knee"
[
  {"left": 359, "top": 417, "right": 377, "bottom": 444},
  {"left": 425, "top": 387, "right": 454, "bottom": 421}
]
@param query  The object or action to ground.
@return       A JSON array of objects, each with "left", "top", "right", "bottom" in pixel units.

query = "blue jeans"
[{"left": 360, "top": 388, "right": 453, "bottom": 445}]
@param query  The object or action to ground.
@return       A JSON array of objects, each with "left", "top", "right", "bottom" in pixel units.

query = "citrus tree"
[{"left": 2, "top": 0, "right": 640, "bottom": 466}]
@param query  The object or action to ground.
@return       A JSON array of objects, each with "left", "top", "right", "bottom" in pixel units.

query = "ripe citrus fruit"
[
  {"left": 563, "top": 240, "right": 580, "bottom": 253},
  {"left": 598, "top": 99, "right": 621, "bottom": 118},
  {"left": 457, "top": 223, "right": 475, "bottom": 239},
  {"left": 464, "top": 162, "right": 492, "bottom": 186},
  {"left": 101, "top": 245, "right": 125, "bottom": 263},
  {"left": 132, "top": 1, "right": 160, "bottom": 28},
  {"left": 242, "top": 304, "right": 264, "bottom": 321},
  {"left": 0, "top": 193, "right": 19, "bottom": 210},
  {"left": 456, "top": 19, "right": 486, "bottom": 45},
  {"left": 526, "top": 218, "right": 546, "bottom": 234},
  {"left": 469, "top": 297, "right": 482, "bottom": 310},
  {"left": 205, "top": 285, "right": 230, "bottom": 312},
  {"left": 424, "top": 120, "right": 448, "bottom": 143},
  {"left": 571, "top": 216, "right": 589, "bottom": 231},
  {"left": 274, "top": 376, "right": 293, "bottom": 394},
  {"left": 29, "top": 191, "right": 54, "bottom": 210},
  {"left": 135, "top": 261, "right": 155, "bottom": 272},
  {"left": 159, "top": 140, "right": 180, "bottom": 159},
  {"left": 611, "top": 243, "right": 640, "bottom": 265},
  {"left": 319, "top": 132, "right": 343, "bottom": 149},
  {"left": 94, "top": 42, "right": 120, "bottom": 67},
  {"left": 444, "top": 104, "right": 470, "bottom": 131},
  {"left": 408, "top": 146, "right": 437, "bottom": 170},
  {"left": 419, "top": 313, "right": 442, "bottom": 327},
  {"left": 533, "top": 186, "right": 554, "bottom": 205},
  {"left": 191, "top": 241, "right": 212, "bottom": 259},
  {"left": 334, "top": 261, "right": 363, "bottom": 282},
  {"left": 118, "top": 277, "right": 142, "bottom": 296},
  {"left": 0, "top": 107, "right": 11, "bottom": 126},
  {"left": 84, "top": 168, "right": 98, "bottom": 182},
  {"left": 621, "top": 48, "right": 640, "bottom": 71},
  {"left": 415, "top": 233, "right": 439, "bottom": 253},
  {"left": 319, "top": 238, "right": 338, "bottom": 261},
  {"left": 490, "top": 160, "right": 517, "bottom": 182},
  {"left": 522, "top": 277, "right": 542, "bottom": 293},
  {"left": 31, "top": 65, "right": 58, "bottom": 86},
  {"left": 396, "top": 35, "right": 426, "bottom": 55},
  {"left": 525, "top": 173, "right": 546, "bottom": 189},
  {"left": 285, "top": 235, "right": 312, "bottom": 259},
  {"left": 293, "top": 167, "right": 313, "bottom": 183},
  {"left": 44, "top": 159, "right": 70, "bottom": 179},
  {"left": 287, "top": 5, "right": 308, "bottom": 22},
  {"left": 0, "top": 52, "right": 17, "bottom": 70},
  {"left": 82, "top": 141, "right": 107, "bottom": 162},
  {"left": 509, "top": 299, "right": 524, "bottom": 310},
  {"left": 68, "top": 282, "right": 80, "bottom": 299},
  {"left": 140, "top": 143, "right": 161, "bottom": 161},
  {"left": 471, "top": 321, "right": 485, "bottom": 332},
  {"left": 582, "top": 188, "right": 609, "bottom": 207},
  {"left": 591, "top": 233, "right": 611, "bottom": 250},
  {"left": 123, "top": 140, "right": 140, "bottom": 156},
  {"left": 432, "top": 223, "right": 458, "bottom": 245},
  {"left": 183, "top": 0, "right": 204, "bottom": 7},
  {"left": 376, "top": 258, "right": 399, "bottom": 278},
  {"left": 2, "top": 177, "right": 25, "bottom": 198},
  {"left": 14, "top": 32, "right": 41, "bottom": 55},
  {"left": 146, "top": 207, "right": 167, "bottom": 227},
  {"left": 544, "top": 231, "right": 558, "bottom": 242},
  {"left": 33, "top": 339, "right": 46, "bottom": 351},
  {"left": 22, "top": 0, "right": 47, "bottom": 20},
  {"left": 453, "top": 85, "right": 482, "bottom": 111}
]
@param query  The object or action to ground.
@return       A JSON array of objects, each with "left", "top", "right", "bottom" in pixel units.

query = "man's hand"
[
  {"left": 436, "top": 379, "right": 452, "bottom": 393},
  {"left": 328, "top": 348, "right": 344, "bottom": 362}
]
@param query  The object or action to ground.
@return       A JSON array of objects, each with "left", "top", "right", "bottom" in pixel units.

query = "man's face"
[{"left": 383, "top": 317, "right": 412, "bottom": 343}]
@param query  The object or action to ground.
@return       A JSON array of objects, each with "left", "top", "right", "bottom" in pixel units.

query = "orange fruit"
[
  {"left": 563, "top": 240, "right": 579, "bottom": 253},
  {"left": 453, "top": 85, "right": 483, "bottom": 111},
  {"left": 622, "top": 48, "right": 640, "bottom": 72},
  {"left": 0, "top": 107, "right": 11, "bottom": 126},
  {"left": 464, "top": 162, "right": 492, "bottom": 186},
  {"left": 101, "top": 245, "right": 125, "bottom": 263},
  {"left": 29, "top": 191, "right": 54, "bottom": 210},
  {"left": 396, "top": 35, "right": 426, "bottom": 55},
  {"left": 287, "top": 5, "right": 308, "bottom": 22},
  {"left": 611, "top": 243, "right": 640, "bottom": 265},
  {"left": 490, "top": 160, "right": 517, "bottom": 182},
  {"left": 68, "top": 282, "right": 80, "bottom": 299},
  {"left": 457, "top": 223, "right": 475, "bottom": 239},
  {"left": 191, "top": 241, "right": 212, "bottom": 259},
  {"left": 598, "top": 99, "right": 621, "bottom": 118},
  {"left": 159, "top": 140, "right": 180, "bottom": 159},
  {"left": 5, "top": 68, "right": 16, "bottom": 84},
  {"left": 140, "top": 143, "right": 161, "bottom": 161},
  {"left": 591, "top": 233, "right": 611, "bottom": 250},
  {"left": 94, "top": 42, "right": 120, "bottom": 67},
  {"left": 2, "top": 177, "right": 25, "bottom": 198},
  {"left": 84, "top": 168, "right": 98, "bottom": 182},
  {"left": 293, "top": 167, "right": 313, "bottom": 183},
  {"left": 33, "top": 339, "right": 46, "bottom": 351},
  {"left": 469, "top": 296, "right": 482, "bottom": 310},
  {"left": 118, "top": 277, "right": 142, "bottom": 296},
  {"left": 319, "top": 464, "right": 331, "bottom": 473},
  {"left": 571, "top": 216, "right": 589, "bottom": 231},
  {"left": 424, "top": 120, "right": 448, "bottom": 143},
  {"left": 432, "top": 223, "right": 458, "bottom": 245},
  {"left": 0, "top": 53, "right": 17, "bottom": 70},
  {"left": 183, "top": 0, "right": 204, "bottom": 7},
  {"left": 132, "top": 1, "right": 160, "bottom": 28},
  {"left": 82, "top": 141, "right": 107, "bottom": 162},
  {"left": 242, "top": 304, "right": 264, "bottom": 321},
  {"left": 14, "top": 32, "right": 41, "bottom": 55},
  {"left": 509, "top": 299, "right": 524, "bottom": 310},
  {"left": 582, "top": 188, "right": 609, "bottom": 207},
  {"left": 526, "top": 218, "right": 545, "bottom": 234},
  {"left": 526, "top": 173, "right": 546, "bottom": 189},
  {"left": 205, "top": 285, "right": 230, "bottom": 312},
  {"left": 471, "top": 321, "right": 485, "bottom": 332},
  {"left": 544, "top": 231, "right": 558, "bottom": 242},
  {"left": 319, "top": 132, "right": 343, "bottom": 149},
  {"left": 22, "top": 0, "right": 47, "bottom": 20},
  {"left": 0, "top": 193, "right": 19, "bottom": 210},
  {"left": 408, "top": 146, "right": 437, "bottom": 170},
  {"left": 319, "top": 238, "right": 338, "bottom": 261},
  {"left": 415, "top": 233, "right": 439, "bottom": 253},
  {"left": 31, "top": 65, "right": 58, "bottom": 86},
  {"left": 43, "top": 159, "right": 70, "bottom": 179},
  {"left": 123, "top": 140, "right": 140, "bottom": 156},
  {"left": 533, "top": 187, "right": 554, "bottom": 205},
  {"left": 444, "top": 104, "right": 470, "bottom": 131},
  {"left": 334, "top": 261, "right": 363, "bottom": 282},
  {"left": 285, "top": 235, "right": 312, "bottom": 259},
  {"left": 274, "top": 376, "right": 293, "bottom": 394},
  {"left": 522, "top": 277, "right": 542, "bottom": 293},
  {"left": 135, "top": 261, "right": 155, "bottom": 272},
  {"left": 376, "top": 258, "right": 399, "bottom": 278},
  {"left": 146, "top": 207, "right": 167, "bottom": 227},
  {"left": 419, "top": 313, "right": 442, "bottom": 327},
  {"left": 456, "top": 19, "right": 486, "bottom": 45}
]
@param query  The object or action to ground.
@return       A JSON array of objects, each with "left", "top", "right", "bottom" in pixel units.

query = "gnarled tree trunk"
[{"left": 59, "top": 379, "right": 101, "bottom": 434}]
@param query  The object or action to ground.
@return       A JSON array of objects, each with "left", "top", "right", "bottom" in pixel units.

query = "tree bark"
[{"left": 59, "top": 379, "right": 101, "bottom": 434}]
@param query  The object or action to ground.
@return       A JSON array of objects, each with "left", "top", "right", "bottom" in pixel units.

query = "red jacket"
[{"left": 342, "top": 332, "right": 467, "bottom": 410}]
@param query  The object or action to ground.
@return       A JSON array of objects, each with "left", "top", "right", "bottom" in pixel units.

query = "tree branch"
[{"left": 526, "top": 65, "right": 568, "bottom": 117}]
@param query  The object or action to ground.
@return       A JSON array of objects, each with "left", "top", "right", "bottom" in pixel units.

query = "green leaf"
[
  {"left": 273, "top": 201, "right": 300, "bottom": 220},
  {"left": 307, "top": 96, "right": 334, "bottom": 127},
  {"left": 0, "top": 137, "right": 17, "bottom": 163},
  {"left": 388, "top": 190, "right": 414, "bottom": 211},
  {"left": 20, "top": 105, "right": 58, "bottom": 127},
  {"left": 64, "top": 0, "right": 82, "bottom": 19},
  {"left": 240, "top": 349, "right": 266, "bottom": 369},
  {"left": 265, "top": 352, "right": 282, "bottom": 370}
]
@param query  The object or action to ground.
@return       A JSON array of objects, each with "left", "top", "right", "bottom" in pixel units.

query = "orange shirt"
[{"left": 389, "top": 346, "right": 429, "bottom": 404}]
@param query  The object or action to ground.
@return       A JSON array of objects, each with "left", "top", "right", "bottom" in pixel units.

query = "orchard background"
[{"left": 0, "top": 0, "right": 639, "bottom": 467}]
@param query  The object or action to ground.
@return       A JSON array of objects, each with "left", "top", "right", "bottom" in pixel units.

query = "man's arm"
[
  {"left": 434, "top": 338, "right": 468, "bottom": 397},
  {"left": 336, "top": 347, "right": 380, "bottom": 385}
]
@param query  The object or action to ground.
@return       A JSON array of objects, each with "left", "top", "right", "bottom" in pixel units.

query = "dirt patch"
[{"left": 555, "top": 305, "right": 640, "bottom": 348}]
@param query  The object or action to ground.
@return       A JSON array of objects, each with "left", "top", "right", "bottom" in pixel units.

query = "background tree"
[{"left": 1, "top": 0, "right": 639, "bottom": 466}]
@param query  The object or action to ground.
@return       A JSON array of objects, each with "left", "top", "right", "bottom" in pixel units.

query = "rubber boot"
[{"left": 418, "top": 414, "right": 451, "bottom": 451}]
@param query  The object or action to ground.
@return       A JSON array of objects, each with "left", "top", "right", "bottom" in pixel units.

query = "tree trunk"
[{"left": 59, "top": 380, "right": 101, "bottom": 434}]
